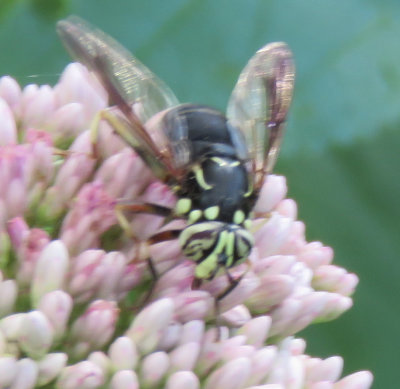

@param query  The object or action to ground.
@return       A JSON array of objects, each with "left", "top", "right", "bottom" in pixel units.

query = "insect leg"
[
  {"left": 136, "top": 228, "right": 182, "bottom": 308},
  {"left": 253, "top": 210, "right": 272, "bottom": 219},
  {"left": 115, "top": 202, "right": 174, "bottom": 239},
  {"left": 89, "top": 107, "right": 176, "bottom": 184},
  {"left": 217, "top": 259, "right": 251, "bottom": 301},
  {"left": 114, "top": 200, "right": 180, "bottom": 306}
]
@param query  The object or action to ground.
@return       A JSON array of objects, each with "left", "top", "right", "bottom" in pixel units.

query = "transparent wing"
[
  {"left": 57, "top": 16, "right": 185, "bottom": 183},
  {"left": 226, "top": 42, "right": 295, "bottom": 189},
  {"left": 57, "top": 16, "right": 179, "bottom": 122}
]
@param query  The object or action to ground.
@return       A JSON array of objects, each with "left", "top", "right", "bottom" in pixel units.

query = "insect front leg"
[
  {"left": 136, "top": 228, "right": 182, "bottom": 307},
  {"left": 217, "top": 259, "right": 251, "bottom": 301},
  {"left": 90, "top": 107, "right": 176, "bottom": 184},
  {"left": 115, "top": 199, "right": 183, "bottom": 308}
]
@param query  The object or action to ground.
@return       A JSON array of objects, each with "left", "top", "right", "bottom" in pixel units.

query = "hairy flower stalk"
[{"left": 0, "top": 63, "right": 372, "bottom": 388}]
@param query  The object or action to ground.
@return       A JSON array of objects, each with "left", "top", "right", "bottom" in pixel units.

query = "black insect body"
[
  {"left": 57, "top": 16, "right": 295, "bottom": 297},
  {"left": 161, "top": 104, "right": 255, "bottom": 280}
]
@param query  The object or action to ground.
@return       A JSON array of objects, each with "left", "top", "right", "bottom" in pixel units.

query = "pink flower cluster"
[{"left": 0, "top": 63, "right": 373, "bottom": 388}]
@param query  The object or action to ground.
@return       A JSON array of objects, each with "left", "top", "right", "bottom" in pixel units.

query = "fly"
[{"left": 57, "top": 16, "right": 295, "bottom": 302}]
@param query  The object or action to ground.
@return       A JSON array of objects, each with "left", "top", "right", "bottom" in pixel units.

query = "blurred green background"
[{"left": 1, "top": 0, "right": 398, "bottom": 386}]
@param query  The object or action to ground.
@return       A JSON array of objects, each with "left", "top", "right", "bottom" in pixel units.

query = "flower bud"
[
  {"left": 0, "top": 279, "right": 17, "bottom": 318},
  {"left": 7, "top": 218, "right": 50, "bottom": 285},
  {"left": 305, "top": 356, "right": 343, "bottom": 384},
  {"left": 21, "top": 84, "right": 56, "bottom": 128},
  {"left": 313, "top": 265, "right": 358, "bottom": 296},
  {"left": 221, "top": 304, "right": 251, "bottom": 327},
  {"left": 18, "top": 311, "right": 54, "bottom": 359},
  {"left": 169, "top": 342, "right": 200, "bottom": 372},
  {"left": 0, "top": 356, "right": 17, "bottom": 387},
  {"left": 334, "top": 371, "right": 373, "bottom": 389},
  {"left": 60, "top": 182, "right": 116, "bottom": 254},
  {"left": 165, "top": 371, "right": 200, "bottom": 389},
  {"left": 95, "top": 148, "right": 151, "bottom": 199},
  {"left": 50, "top": 102, "right": 86, "bottom": 138},
  {"left": 0, "top": 313, "right": 24, "bottom": 341},
  {"left": 45, "top": 131, "right": 96, "bottom": 217},
  {"left": 54, "top": 62, "right": 107, "bottom": 125},
  {"left": 298, "top": 242, "right": 334, "bottom": 269},
  {"left": 38, "top": 290, "right": 73, "bottom": 340},
  {"left": 0, "top": 76, "right": 21, "bottom": 114},
  {"left": 204, "top": 357, "right": 251, "bottom": 389},
  {"left": 11, "top": 358, "right": 38, "bottom": 389},
  {"left": 238, "top": 316, "right": 271, "bottom": 348},
  {"left": 0, "top": 98, "right": 17, "bottom": 145},
  {"left": 158, "top": 323, "right": 182, "bottom": 351},
  {"left": 254, "top": 175, "right": 287, "bottom": 214},
  {"left": 110, "top": 370, "right": 139, "bottom": 389},
  {"left": 173, "top": 290, "right": 213, "bottom": 322},
  {"left": 279, "top": 221, "right": 307, "bottom": 255},
  {"left": 216, "top": 272, "right": 260, "bottom": 314},
  {"left": 140, "top": 351, "right": 169, "bottom": 387},
  {"left": 37, "top": 353, "right": 67, "bottom": 386},
  {"left": 70, "top": 300, "right": 119, "bottom": 358},
  {"left": 254, "top": 214, "right": 293, "bottom": 257},
  {"left": 245, "top": 346, "right": 278, "bottom": 386},
  {"left": 315, "top": 294, "right": 353, "bottom": 322},
  {"left": 56, "top": 360, "right": 104, "bottom": 389},
  {"left": 127, "top": 298, "right": 174, "bottom": 354},
  {"left": 309, "top": 383, "right": 333, "bottom": 389},
  {"left": 31, "top": 240, "right": 69, "bottom": 306},
  {"left": 247, "top": 274, "right": 293, "bottom": 313},
  {"left": 109, "top": 336, "right": 138, "bottom": 371},
  {"left": 276, "top": 198, "right": 298, "bottom": 219},
  {"left": 87, "top": 352, "right": 111, "bottom": 376}
]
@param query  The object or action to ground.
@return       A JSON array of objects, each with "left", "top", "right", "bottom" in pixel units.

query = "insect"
[{"left": 57, "top": 16, "right": 295, "bottom": 300}]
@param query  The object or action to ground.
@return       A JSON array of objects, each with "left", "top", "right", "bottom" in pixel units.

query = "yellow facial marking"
[{"left": 204, "top": 206, "right": 219, "bottom": 220}]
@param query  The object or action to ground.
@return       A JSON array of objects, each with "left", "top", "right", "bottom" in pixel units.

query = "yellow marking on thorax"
[
  {"left": 211, "top": 156, "right": 241, "bottom": 167},
  {"left": 233, "top": 210, "right": 245, "bottom": 225},
  {"left": 204, "top": 206, "right": 219, "bottom": 220},
  {"left": 244, "top": 219, "right": 252, "bottom": 230},
  {"left": 243, "top": 175, "right": 254, "bottom": 198},
  {"left": 176, "top": 198, "right": 192, "bottom": 215},
  {"left": 188, "top": 209, "right": 202, "bottom": 224},
  {"left": 192, "top": 164, "right": 212, "bottom": 190}
]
